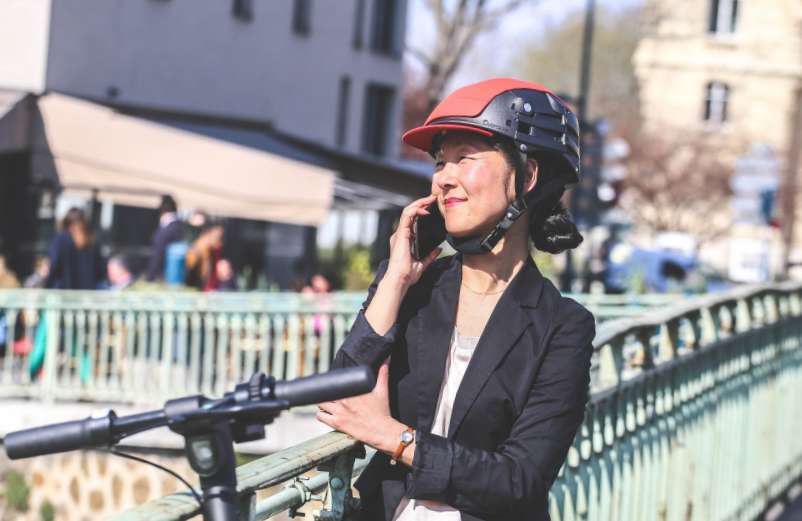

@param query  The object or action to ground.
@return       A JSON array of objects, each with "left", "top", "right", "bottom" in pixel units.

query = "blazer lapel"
[
  {"left": 446, "top": 257, "right": 545, "bottom": 439},
  {"left": 416, "top": 256, "right": 461, "bottom": 434}
]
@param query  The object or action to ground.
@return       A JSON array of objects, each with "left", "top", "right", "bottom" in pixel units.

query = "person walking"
[
  {"left": 45, "top": 207, "right": 105, "bottom": 290},
  {"left": 145, "top": 194, "right": 184, "bottom": 282},
  {"left": 317, "top": 78, "right": 595, "bottom": 521}
]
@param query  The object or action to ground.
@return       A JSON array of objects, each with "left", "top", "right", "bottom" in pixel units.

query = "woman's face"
[{"left": 432, "top": 133, "right": 516, "bottom": 237}]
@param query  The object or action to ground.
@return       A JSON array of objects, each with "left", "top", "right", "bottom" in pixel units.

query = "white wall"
[
  {"left": 41, "top": 0, "right": 406, "bottom": 157},
  {"left": 0, "top": 0, "right": 52, "bottom": 93}
]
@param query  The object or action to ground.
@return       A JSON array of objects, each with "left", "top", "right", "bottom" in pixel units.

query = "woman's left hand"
[{"left": 316, "top": 361, "right": 404, "bottom": 452}]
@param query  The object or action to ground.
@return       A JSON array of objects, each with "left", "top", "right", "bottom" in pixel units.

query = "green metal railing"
[
  {"left": 0, "top": 289, "right": 672, "bottom": 405},
  {"left": 113, "top": 282, "right": 802, "bottom": 521}
]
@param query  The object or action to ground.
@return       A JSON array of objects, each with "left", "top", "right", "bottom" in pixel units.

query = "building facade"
[
  {"left": 0, "top": 0, "right": 425, "bottom": 288},
  {"left": 0, "top": 0, "right": 407, "bottom": 158},
  {"left": 632, "top": 0, "right": 802, "bottom": 279}
]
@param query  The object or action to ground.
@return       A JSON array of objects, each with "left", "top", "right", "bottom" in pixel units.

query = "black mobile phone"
[{"left": 412, "top": 203, "right": 447, "bottom": 260}]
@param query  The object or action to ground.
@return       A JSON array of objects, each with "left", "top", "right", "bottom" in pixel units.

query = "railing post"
[{"left": 314, "top": 445, "right": 366, "bottom": 521}]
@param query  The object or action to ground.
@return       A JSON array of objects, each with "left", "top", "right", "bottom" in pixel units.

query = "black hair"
[
  {"left": 494, "top": 140, "right": 583, "bottom": 254},
  {"left": 158, "top": 194, "right": 177, "bottom": 215}
]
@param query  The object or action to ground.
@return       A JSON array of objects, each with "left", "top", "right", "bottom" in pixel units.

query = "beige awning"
[{"left": 31, "top": 93, "right": 334, "bottom": 225}]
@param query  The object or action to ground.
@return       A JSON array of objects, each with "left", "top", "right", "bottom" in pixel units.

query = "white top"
[{"left": 391, "top": 328, "right": 480, "bottom": 521}]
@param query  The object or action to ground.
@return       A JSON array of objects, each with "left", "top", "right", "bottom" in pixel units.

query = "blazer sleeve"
[
  {"left": 331, "top": 260, "right": 400, "bottom": 373},
  {"left": 405, "top": 303, "right": 596, "bottom": 518}
]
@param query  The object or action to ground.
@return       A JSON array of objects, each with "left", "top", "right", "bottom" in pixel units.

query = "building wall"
[
  {"left": 36, "top": 0, "right": 405, "bottom": 158},
  {"left": 634, "top": 0, "right": 802, "bottom": 153},
  {"left": 632, "top": 0, "right": 802, "bottom": 271},
  {"left": 0, "top": 0, "right": 52, "bottom": 93}
]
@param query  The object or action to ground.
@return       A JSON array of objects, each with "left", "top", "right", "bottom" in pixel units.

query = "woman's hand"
[
  {"left": 385, "top": 194, "right": 443, "bottom": 291},
  {"left": 316, "top": 361, "right": 408, "bottom": 454}
]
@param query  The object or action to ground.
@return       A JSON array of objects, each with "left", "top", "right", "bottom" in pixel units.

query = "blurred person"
[
  {"left": 145, "top": 194, "right": 184, "bottom": 281},
  {"left": 215, "top": 258, "right": 238, "bottom": 291},
  {"left": 317, "top": 79, "right": 594, "bottom": 521},
  {"left": 0, "top": 255, "right": 20, "bottom": 288},
  {"left": 185, "top": 222, "right": 224, "bottom": 291},
  {"left": 23, "top": 256, "right": 50, "bottom": 288},
  {"left": 107, "top": 254, "right": 136, "bottom": 290},
  {"left": 186, "top": 210, "right": 208, "bottom": 243},
  {"left": 310, "top": 273, "right": 331, "bottom": 293},
  {"left": 45, "top": 207, "right": 105, "bottom": 289}
]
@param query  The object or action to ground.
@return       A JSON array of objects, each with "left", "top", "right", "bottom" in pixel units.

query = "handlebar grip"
[
  {"left": 272, "top": 366, "right": 375, "bottom": 407},
  {"left": 4, "top": 413, "right": 114, "bottom": 460}
]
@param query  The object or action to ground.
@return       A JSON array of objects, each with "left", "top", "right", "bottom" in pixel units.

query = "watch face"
[{"left": 401, "top": 431, "right": 414, "bottom": 444}]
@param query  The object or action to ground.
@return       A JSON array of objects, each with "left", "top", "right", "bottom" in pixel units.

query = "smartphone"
[{"left": 411, "top": 203, "right": 447, "bottom": 260}]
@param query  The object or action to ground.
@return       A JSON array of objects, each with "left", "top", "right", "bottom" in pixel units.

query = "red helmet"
[{"left": 403, "top": 78, "right": 580, "bottom": 184}]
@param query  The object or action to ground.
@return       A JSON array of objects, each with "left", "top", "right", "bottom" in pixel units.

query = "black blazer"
[
  {"left": 332, "top": 254, "right": 595, "bottom": 521},
  {"left": 45, "top": 232, "right": 106, "bottom": 290}
]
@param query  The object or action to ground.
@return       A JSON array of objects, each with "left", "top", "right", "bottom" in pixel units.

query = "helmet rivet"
[
  {"left": 523, "top": 102, "right": 532, "bottom": 113},
  {"left": 519, "top": 143, "right": 527, "bottom": 153}
]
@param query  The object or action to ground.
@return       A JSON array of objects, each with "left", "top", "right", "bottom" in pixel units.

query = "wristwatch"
[{"left": 390, "top": 426, "right": 415, "bottom": 465}]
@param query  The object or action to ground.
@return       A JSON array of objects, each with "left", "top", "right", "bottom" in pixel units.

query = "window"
[
  {"left": 370, "top": 0, "right": 399, "bottom": 55},
  {"left": 292, "top": 0, "right": 312, "bottom": 36},
  {"left": 353, "top": 0, "right": 366, "bottom": 49},
  {"left": 704, "top": 81, "right": 730, "bottom": 126},
  {"left": 232, "top": 0, "right": 253, "bottom": 21},
  {"left": 336, "top": 76, "right": 351, "bottom": 147},
  {"left": 362, "top": 84, "right": 395, "bottom": 156},
  {"left": 708, "top": 0, "right": 739, "bottom": 34}
]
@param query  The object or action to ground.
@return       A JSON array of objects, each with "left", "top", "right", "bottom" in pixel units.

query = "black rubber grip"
[
  {"left": 273, "top": 366, "right": 375, "bottom": 407},
  {"left": 4, "top": 414, "right": 113, "bottom": 460}
]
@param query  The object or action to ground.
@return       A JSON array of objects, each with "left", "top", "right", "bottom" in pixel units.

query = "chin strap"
[{"left": 446, "top": 177, "right": 566, "bottom": 255}]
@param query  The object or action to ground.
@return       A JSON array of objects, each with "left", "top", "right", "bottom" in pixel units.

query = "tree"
[
  {"left": 618, "top": 129, "right": 735, "bottom": 245},
  {"left": 512, "top": 5, "right": 643, "bottom": 133},
  {"left": 407, "top": 0, "right": 530, "bottom": 112}
]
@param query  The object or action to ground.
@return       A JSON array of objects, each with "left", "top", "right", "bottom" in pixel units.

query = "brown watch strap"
[{"left": 391, "top": 427, "right": 414, "bottom": 464}]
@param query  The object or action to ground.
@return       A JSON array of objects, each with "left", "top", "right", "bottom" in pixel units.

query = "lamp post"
[{"left": 561, "top": 0, "right": 597, "bottom": 292}]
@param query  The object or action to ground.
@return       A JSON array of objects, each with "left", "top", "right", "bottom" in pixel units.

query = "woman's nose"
[{"left": 434, "top": 162, "right": 459, "bottom": 191}]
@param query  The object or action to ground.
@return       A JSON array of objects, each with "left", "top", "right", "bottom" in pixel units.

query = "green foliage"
[
  {"left": 5, "top": 470, "right": 30, "bottom": 512},
  {"left": 39, "top": 500, "right": 55, "bottom": 521},
  {"left": 343, "top": 246, "right": 374, "bottom": 291},
  {"left": 510, "top": 5, "right": 643, "bottom": 128},
  {"left": 317, "top": 243, "right": 377, "bottom": 291}
]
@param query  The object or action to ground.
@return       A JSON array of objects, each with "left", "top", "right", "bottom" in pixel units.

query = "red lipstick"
[{"left": 444, "top": 197, "right": 466, "bottom": 208}]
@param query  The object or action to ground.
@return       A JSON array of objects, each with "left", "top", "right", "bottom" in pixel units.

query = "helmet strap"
[{"left": 446, "top": 176, "right": 566, "bottom": 255}]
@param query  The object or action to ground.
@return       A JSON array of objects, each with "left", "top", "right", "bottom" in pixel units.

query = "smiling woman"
[{"left": 317, "top": 78, "right": 594, "bottom": 521}]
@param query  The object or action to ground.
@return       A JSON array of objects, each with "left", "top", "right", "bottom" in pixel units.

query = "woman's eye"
[{"left": 435, "top": 160, "right": 445, "bottom": 168}]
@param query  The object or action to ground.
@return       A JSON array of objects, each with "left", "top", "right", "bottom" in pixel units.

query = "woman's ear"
[{"left": 525, "top": 158, "right": 539, "bottom": 195}]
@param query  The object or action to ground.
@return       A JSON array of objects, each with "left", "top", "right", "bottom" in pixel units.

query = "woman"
[
  {"left": 316, "top": 79, "right": 595, "bottom": 521},
  {"left": 45, "top": 207, "right": 105, "bottom": 289},
  {"left": 185, "top": 222, "right": 224, "bottom": 291}
]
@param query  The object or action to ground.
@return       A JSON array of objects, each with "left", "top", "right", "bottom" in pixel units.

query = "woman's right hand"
[{"left": 384, "top": 194, "right": 442, "bottom": 291}]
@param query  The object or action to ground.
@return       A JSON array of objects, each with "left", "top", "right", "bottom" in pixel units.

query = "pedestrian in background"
[
  {"left": 106, "top": 254, "right": 137, "bottom": 290},
  {"left": 45, "top": 207, "right": 105, "bottom": 290},
  {"left": 145, "top": 194, "right": 184, "bottom": 282},
  {"left": 0, "top": 255, "right": 20, "bottom": 289},
  {"left": 23, "top": 256, "right": 49, "bottom": 288},
  {"left": 185, "top": 222, "right": 224, "bottom": 291},
  {"left": 214, "top": 258, "right": 238, "bottom": 291}
]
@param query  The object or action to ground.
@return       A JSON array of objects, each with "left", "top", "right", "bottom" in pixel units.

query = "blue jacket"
[{"left": 333, "top": 254, "right": 595, "bottom": 521}]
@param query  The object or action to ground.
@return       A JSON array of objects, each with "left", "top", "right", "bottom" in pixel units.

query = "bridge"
[{"left": 1, "top": 286, "right": 799, "bottom": 520}]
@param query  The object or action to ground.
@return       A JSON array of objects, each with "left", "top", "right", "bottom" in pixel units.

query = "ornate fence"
[
  {"left": 113, "top": 282, "right": 802, "bottom": 521},
  {"left": 0, "top": 289, "right": 675, "bottom": 405}
]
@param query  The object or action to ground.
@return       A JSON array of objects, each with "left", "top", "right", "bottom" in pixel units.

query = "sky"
[{"left": 405, "top": 0, "right": 642, "bottom": 90}]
